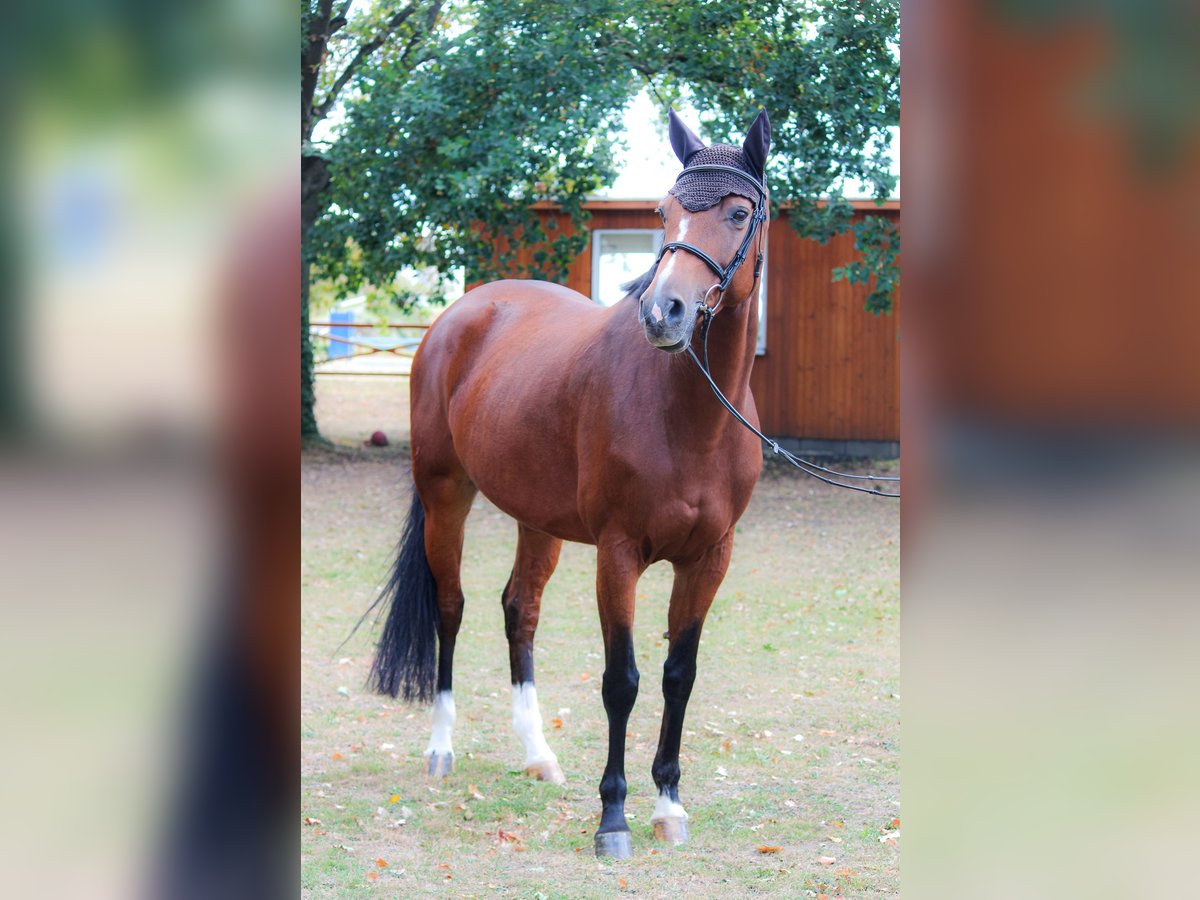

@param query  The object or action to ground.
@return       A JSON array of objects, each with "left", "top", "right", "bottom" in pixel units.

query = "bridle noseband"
[{"left": 655, "top": 163, "right": 768, "bottom": 318}]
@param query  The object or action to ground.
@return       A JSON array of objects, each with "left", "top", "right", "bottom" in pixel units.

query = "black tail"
[{"left": 363, "top": 486, "right": 439, "bottom": 703}]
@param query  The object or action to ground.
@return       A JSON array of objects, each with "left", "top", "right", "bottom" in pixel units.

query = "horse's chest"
[{"left": 599, "top": 464, "right": 749, "bottom": 560}]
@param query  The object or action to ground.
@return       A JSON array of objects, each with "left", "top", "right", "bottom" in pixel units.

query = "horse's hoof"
[
  {"left": 525, "top": 758, "right": 566, "bottom": 785},
  {"left": 652, "top": 817, "right": 690, "bottom": 845},
  {"left": 426, "top": 751, "right": 453, "bottom": 779},
  {"left": 594, "top": 829, "right": 634, "bottom": 859}
]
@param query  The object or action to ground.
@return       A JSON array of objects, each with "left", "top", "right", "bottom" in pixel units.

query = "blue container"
[{"left": 328, "top": 309, "right": 354, "bottom": 359}]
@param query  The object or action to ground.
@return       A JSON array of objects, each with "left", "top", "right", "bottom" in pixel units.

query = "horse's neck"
[{"left": 672, "top": 298, "right": 758, "bottom": 430}]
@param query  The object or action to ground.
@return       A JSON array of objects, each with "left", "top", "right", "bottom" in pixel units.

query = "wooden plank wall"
[
  {"left": 493, "top": 201, "right": 900, "bottom": 442},
  {"left": 753, "top": 206, "right": 900, "bottom": 442}
]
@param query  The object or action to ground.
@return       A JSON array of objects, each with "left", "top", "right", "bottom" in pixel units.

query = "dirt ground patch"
[{"left": 302, "top": 377, "right": 899, "bottom": 897}]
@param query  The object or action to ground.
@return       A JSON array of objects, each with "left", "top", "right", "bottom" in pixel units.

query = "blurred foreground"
[
  {"left": 903, "top": 2, "right": 1200, "bottom": 898},
  {"left": 2, "top": 1, "right": 295, "bottom": 898}
]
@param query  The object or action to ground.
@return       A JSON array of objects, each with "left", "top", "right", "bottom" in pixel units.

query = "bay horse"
[{"left": 367, "top": 108, "right": 771, "bottom": 858}]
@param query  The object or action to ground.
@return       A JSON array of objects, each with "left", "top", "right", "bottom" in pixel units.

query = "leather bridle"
[{"left": 655, "top": 163, "right": 768, "bottom": 317}]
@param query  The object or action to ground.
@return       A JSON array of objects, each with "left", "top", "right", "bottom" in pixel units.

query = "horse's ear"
[
  {"left": 669, "top": 108, "right": 706, "bottom": 165},
  {"left": 741, "top": 109, "right": 771, "bottom": 179}
]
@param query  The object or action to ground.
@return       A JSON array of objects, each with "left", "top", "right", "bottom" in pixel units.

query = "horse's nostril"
[{"left": 665, "top": 298, "right": 686, "bottom": 323}]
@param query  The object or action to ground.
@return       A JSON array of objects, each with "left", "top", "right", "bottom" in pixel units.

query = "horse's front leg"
[
  {"left": 651, "top": 529, "right": 734, "bottom": 845},
  {"left": 593, "top": 540, "right": 643, "bottom": 859}
]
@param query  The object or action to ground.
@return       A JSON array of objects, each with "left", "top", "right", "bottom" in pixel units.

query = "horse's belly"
[
  {"left": 444, "top": 359, "right": 592, "bottom": 542},
  {"left": 460, "top": 438, "right": 593, "bottom": 544}
]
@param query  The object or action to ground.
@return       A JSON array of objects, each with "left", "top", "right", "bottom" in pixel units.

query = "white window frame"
[
  {"left": 756, "top": 247, "right": 768, "bottom": 356},
  {"left": 590, "top": 229, "right": 664, "bottom": 306}
]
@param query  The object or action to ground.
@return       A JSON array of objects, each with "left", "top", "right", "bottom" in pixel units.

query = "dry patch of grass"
[{"left": 302, "top": 378, "right": 899, "bottom": 897}]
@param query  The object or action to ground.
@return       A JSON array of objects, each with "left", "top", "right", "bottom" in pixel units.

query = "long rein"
[
  {"left": 687, "top": 311, "right": 900, "bottom": 498},
  {"left": 655, "top": 166, "right": 900, "bottom": 498}
]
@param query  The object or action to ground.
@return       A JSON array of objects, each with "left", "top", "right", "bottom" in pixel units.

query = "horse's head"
[{"left": 638, "top": 108, "right": 771, "bottom": 353}]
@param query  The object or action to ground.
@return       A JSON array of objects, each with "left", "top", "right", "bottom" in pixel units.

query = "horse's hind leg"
[
  {"left": 502, "top": 524, "right": 565, "bottom": 784},
  {"left": 650, "top": 530, "right": 734, "bottom": 845},
  {"left": 417, "top": 470, "right": 476, "bottom": 778}
]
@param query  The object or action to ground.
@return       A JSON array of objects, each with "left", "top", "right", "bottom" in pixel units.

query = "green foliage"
[
  {"left": 833, "top": 214, "right": 900, "bottom": 315},
  {"left": 306, "top": 0, "right": 899, "bottom": 314},
  {"left": 640, "top": 0, "right": 900, "bottom": 313},
  {"left": 309, "top": 0, "right": 639, "bottom": 300}
]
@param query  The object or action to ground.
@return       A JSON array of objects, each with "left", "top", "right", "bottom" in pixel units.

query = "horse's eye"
[
  {"left": 655, "top": 206, "right": 665, "bottom": 223},
  {"left": 732, "top": 209, "right": 749, "bottom": 222}
]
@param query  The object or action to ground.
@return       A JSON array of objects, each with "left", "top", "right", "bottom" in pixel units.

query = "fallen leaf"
[
  {"left": 836, "top": 867, "right": 857, "bottom": 877},
  {"left": 757, "top": 845, "right": 782, "bottom": 854},
  {"left": 619, "top": 878, "right": 627, "bottom": 889},
  {"left": 551, "top": 717, "right": 564, "bottom": 729},
  {"left": 331, "top": 752, "right": 344, "bottom": 760},
  {"left": 817, "top": 855, "right": 837, "bottom": 865},
  {"left": 467, "top": 784, "right": 485, "bottom": 801},
  {"left": 303, "top": 817, "right": 321, "bottom": 826},
  {"left": 437, "top": 863, "right": 451, "bottom": 870},
  {"left": 389, "top": 794, "right": 401, "bottom": 805},
  {"left": 579, "top": 672, "right": 591, "bottom": 682},
  {"left": 889, "top": 817, "right": 901, "bottom": 829},
  {"left": 366, "top": 872, "right": 378, "bottom": 882},
  {"left": 817, "top": 895, "right": 830, "bottom": 900},
  {"left": 375, "top": 858, "right": 388, "bottom": 868},
  {"left": 828, "top": 836, "right": 843, "bottom": 844},
  {"left": 716, "top": 766, "right": 728, "bottom": 777}
]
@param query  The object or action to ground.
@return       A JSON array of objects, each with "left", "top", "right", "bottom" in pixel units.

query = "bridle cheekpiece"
[{"left": 655, "top": 163, "right": 768, "bottom": 323}]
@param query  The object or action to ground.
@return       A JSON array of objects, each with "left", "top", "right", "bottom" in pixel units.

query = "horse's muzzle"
[{"left": 641, "top": 295, "right": 694, "bottom": 352}]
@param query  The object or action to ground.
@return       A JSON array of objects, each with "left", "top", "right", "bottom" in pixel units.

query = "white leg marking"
[
  {"left": 425, "top": 690, "right": 455, "bottom": 757},
  {"left": 650, "top": 789, "right": 689, "bottom": 823},
  {"left": 511, "top": 682, "right": 557, "bottom": 767}
]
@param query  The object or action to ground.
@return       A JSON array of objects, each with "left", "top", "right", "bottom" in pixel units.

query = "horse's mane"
[{"left": 619, "top": 259, "right": 659, "bottom": 300}]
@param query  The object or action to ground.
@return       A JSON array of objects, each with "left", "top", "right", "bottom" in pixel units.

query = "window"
[{"left": 591, "top": 230, "right": 663, "bottom": 307}]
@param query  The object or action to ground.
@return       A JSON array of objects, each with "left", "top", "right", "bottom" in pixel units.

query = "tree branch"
[
  {"left": 301, "top": 0, "right": 337, "bottom": 140},
  {"left": 312, "top": 1, "right": 425, "bottom": 125}
]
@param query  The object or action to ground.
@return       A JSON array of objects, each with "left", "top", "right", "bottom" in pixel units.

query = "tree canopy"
[{"left": 306, "top": 0, "right": 898, "bottom": 309}]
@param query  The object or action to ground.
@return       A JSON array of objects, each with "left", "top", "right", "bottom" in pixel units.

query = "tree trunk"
[
  {"left": 300, "top": 249, "right": 319, "bottom": 440},
  {"left": 300, "top": 154, "right": 332, "bottom": 441}
]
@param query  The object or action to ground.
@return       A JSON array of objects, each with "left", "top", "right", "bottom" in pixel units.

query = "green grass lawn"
[{"left": 302, "top": 385, "right": 898, "bottom": 897}]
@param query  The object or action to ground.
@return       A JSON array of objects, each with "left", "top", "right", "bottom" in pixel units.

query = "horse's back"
[{"left": 434, "top": 280, "right": 599, "bottom": 339}]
